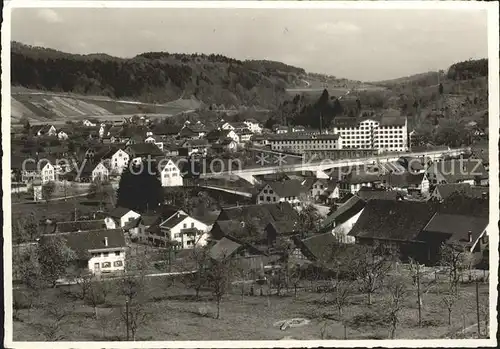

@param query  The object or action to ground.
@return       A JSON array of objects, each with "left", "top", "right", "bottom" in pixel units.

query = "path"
[{"left": 12, "top": 192, "right": 90, "bottom": 205}]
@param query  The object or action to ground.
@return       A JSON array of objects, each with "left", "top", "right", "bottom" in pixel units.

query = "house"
[
  {"left": 125, "top": 143, "right": 164, "bottom": 164},
  {"left": 34, "top": 124, "right": 57, "bottom": 137},
  {"left": 212, "top": 202, "right": 300, "bottom": 244},
  {"left": 40, "top": 160, "right": 56, "bottom": 184},
  {"left": 211, "top": 138, "right": 238, "bottom": 154},
  {"left": 124, "top": 214, "right": 163, "bottom": 242},
  {"left": 274, "top": 125, "right": 289, "bottom": 134},
  {"left": 110, "top": 149, "right": 130, "bottom": 174},
  {"left": 179, "top": 139, "right": 210, "bottom": 157},
  {"left": 221, "top": 122, "right": 248, "bottom": 133},
  {"left": 356, "top": 187, "right": 402, "bottom": 201},
  {"left": 105, "top": 207, "right": 141, "bottom": 228},
  {"left": 236, "top": 128, "right": 253, "bottom": 143},
  {"left": 144, "top": 135, "right": 164, "bottom": 150},
  {"left": 83, "top": 119, "right": 98, "bottom": 127},
  {"left": 379, "top": 172, "right": 426, "bottom": 193},
  {"left": 179, "top": 124, "right": 208, "bottom": 139},
  {"left": 147, "top": 210, "right": 210, "bottom": 249},
  {"left": 292, "top": 126, "right": 306, "bottom": 133},
  {"left": 420, "top": 213, "right": 489, "bottom": 262},
  {"left": 57, "top": 130, "right": 70, "bottom": 140},
  {"left": 348, "top": 200, "right": 439, "bottom": 263},
  {"left": 92, "top": 162, "right": 110, "bottom": 182},
  {"left": 430, "top": 183, "right": 488, "bottom": 202},
  {"left": 33, "top": 178, "right": 43, "bottom": 201},
  {"left": 20, "top": 159, "right": 55, "bottom": 184},
  {"left": 206, "top": 129, "right": 240, "bottom": 144},
  {"left": 292, "top": 232, "right": 341, "bottom": 263},
  {"left": 251, "top": 134, "right": 270, "bottom": 147},
  {"left": 320, "top": 195, "right": 366, "bottom": 243},
  {"left": 422, "top": 158, "right": 488, "bottom": 193},
  {"left": 55, "top": 220, "right": 107, "bottom": 234},
  {"left": 40, "top": 229, "right": 127, "bottom": 274},
  {"left": 244, "top": 119, "right": 263, "bottom": 134},
  {"left": 151, "top": 124, "right": 182, "bottom": 138},
  {"left": 159, "top": 159, "right": 183, "bottom": 187},
  {"left": 337, "top": 170, "right": 382, "bottom": 195},
  {"left": 397, "top": 156, "right": 428, "bottom": 174},
  {"left": 255, "top": 180, "right": 311, "bottom": 207},
  {"left": 310, "top": 179, "right": 339, "bottom": 203}
]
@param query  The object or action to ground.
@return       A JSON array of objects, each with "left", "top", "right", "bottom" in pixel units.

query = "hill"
[{"left": 11, "top": 42, "right": 311, "bottom": 109}]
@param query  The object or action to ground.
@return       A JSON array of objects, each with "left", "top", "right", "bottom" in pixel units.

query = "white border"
[{"left": 2, "top": 1, "right": 499, "bottom": 348}]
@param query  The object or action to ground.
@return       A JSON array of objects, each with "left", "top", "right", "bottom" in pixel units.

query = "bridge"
[
  {"left": 199, "top": 185, "right": 253, "bottom": 198},
  {"left": 200, "top": 148, "right": 468, "bottom": 184}
]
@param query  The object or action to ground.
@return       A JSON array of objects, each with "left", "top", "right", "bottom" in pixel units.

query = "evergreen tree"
[
  {"left": 116, "top": 159, "right": 163, "bottom": 213},
  {"left": 439, "top": 83, "right": 444, "bottom": 95}
]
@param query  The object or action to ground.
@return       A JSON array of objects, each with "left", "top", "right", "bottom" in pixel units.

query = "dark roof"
[
  {"left": 265, "top": 220, "right": 299, "bottom": 236},
  {"left": 348, "top": 200, "right": 437, "bottom": 241},
  {"left": 261, "top": 179, "right": 309, "bottom": 198},
  {"left": 152, "top": 124, "right": 182, "bottom": 136},
  {"left": 433, "top": 183, "right": 488, "bottom": 200},
  {"left": 107, "top": 207, "right": 137, "bottom": 219},
  {"left": 356, "top": 187, "right": 400, "bottom": 201},
  {"left": 422, "top": 213, "right": 488, "bottom": 245},
  {"left": 40, "top": 229, "right": 126, "bottom": 259},
  {"left": 295, "top": 232, "right": 341, "bottom": 263},
  {"left": 182, "top": 139, "right": 210, "bottom": 147},
  {"left": 268, "top": 133, "right": 339, "bottom": 141},
  {"left": 340, "top": 171, "right": 382, "bottom": 185},
  {"left": 160, "top": 212, "right": 189, "bottom": 229},
  {"left": 55, "top": 220, "right": 107, "bottom": 233},
  {"left": 381, "top": 172, "right": 424, "bottom": 188},
  {"left": 321, "top": 195, "right": 366, "bottom": 229},
  {"left": 429, "top": 159, "right": 488, "bottom": 182},
  {"left": 126, "top": 143, "right": 163, "bottom": 157},
  {"left": 332, "top": 117, "right": 361, "bottom": 128},
  {"left": 209, "top": 237, "right": 242, "bottom": 261}
]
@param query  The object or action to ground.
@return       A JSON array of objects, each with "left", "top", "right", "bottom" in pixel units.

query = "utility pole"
[
  {"left": 125, "top": 299, "right": 130, "bottom": 341},
  {"left": 476, "top": 280, "right": 481, "bottom": 337},
  {"left": 416, "top": 263, "right": 422, "bottom": 327}
]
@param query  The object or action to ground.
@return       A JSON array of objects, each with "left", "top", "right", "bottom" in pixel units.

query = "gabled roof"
[
  {"left": 298, "top": 232, "right": 340, "bottom": 263},
  {"left": 160, "top": 212, "right": 189, "bottom": 229},
  {"left": 340, "top": 170, "right": 382, "bottom": 185},
  {"left": 209, "top": 237, "right": 242, "bottom": 261},
  {"left": 429, "top": 159, "right": 488, "bottom": 182},
  {"left": 55, "top": 220, "right": 107, "bottom": 233},
  {"left": 107, "top": 207, "right": 138, "bottom": 219},
  {"left": 182, "top": 139, "right": 210, "bottom": 147},
  {"left": 261, "top": 179, "right": 309, "bottom": 198},
  {"left": 321, "top": 195, "right": 366, "bottom": 229},
  {"left": 348, "top": 200, "right": 437, "bottom": 241},
  {"left": 126, "top": 142, "right": 164, "bottom": 157},
  {"left": 433, "top": 183, "right": 487, "bottom": 200},
  {"left": 356, "top": 188, "right": 400, "bottom": 201},
  {"left": 40, "top": 228, "right": 126, "bottom": 259},
  {"left": 422, "top": 213, "right": 488, "bottom": 245}
]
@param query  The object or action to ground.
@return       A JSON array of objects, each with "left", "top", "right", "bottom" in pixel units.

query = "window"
[
  {"left": 175, "top": 233, "right": 181, "bottom": 238},
  {"left": 103, "top": 252, "right": 109, "bottom": 257},
  {"left": 259, "top": 196, "right": 264, "bottom": 201},
  {"left": 115, "top": 251, "right": 121, "bottom": 256},
  {"left": 113, "top": 261, "right": 123, "bottom": 267},
  {"left": 102, "top": 262, "right": 111, "bottom": 268},
  {"left": 273, "top": 197, "right": 276, "bottom": 202},
  {"left": 266, "top": 196, "right": 271, "bottom": 202},
  {"left": 191, "top": 222, "right": 195, "bottom": 228},
  {"left": 183, "top": 223, "right": 187, "bottom": 228}
]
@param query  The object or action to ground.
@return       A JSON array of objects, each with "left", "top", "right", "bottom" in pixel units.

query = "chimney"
[
  {"left": 468, "top": 231, "right": 472, "bottom": 243},
  {"left": 104, "top": 236, "right": 108, "bottom": 247}
]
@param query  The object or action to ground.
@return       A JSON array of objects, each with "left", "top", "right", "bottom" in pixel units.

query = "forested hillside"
[{"left": 11, "top": 42, "right": 307, "bottom": 108}]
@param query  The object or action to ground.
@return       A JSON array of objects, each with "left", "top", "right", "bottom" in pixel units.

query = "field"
[
  {"left": 12, "top": 272, "right": 489, "bottom": 341},
  {"left": 10, "top": 88, "right": 201, "bottom": 124}
]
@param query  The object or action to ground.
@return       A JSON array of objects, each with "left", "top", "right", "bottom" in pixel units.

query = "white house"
[
  {"left": 110, "top": 149, "right": 130, "bottom": 174},
  {"left": 320, "top": 196, "right": 366, "bottom": 244},
  {"left": 41, "top": 161, "right": 56, "bottom": 184},
  {"left": 226, "top": 130, "right": 240, "bottom": 144},
  {"left": 57, "top": 130, "right": 69, "bottom": 140},
  {"left": 35, "top": 125, "right": 57, "bottom": 137},
  {"left": 92, "top": 162, "right": 110, "bottom": 182},
  {"left": 105, "top": 207, "right": 141, "bottom": 229},
  {"left": 256, "top": 180, "right": 309, "bottom": 207},
  {"left": 422, "top": 159, "right": 489, "bottom": 193},
  {"left": 83, "top": 119, "right": 98, "bottom": 127},
  {"left": 158, "top": 212, "right": 210, "bottom": 249},
  {"left": 244, "top": 120, "right": 263, "bottom": 134},
  {"left": 144, "top": 136, "right": 164, "bottom": 150},
  {"left": 236, "top": 129, "right": 253, "bottom": 143},
  {"left": 40, "top": 228, "right": 127, "bottom": 275},
  {"left": 310, "top": 179, "right": 340, "bottom": 203},
  {"left": 159, "top": 159, "right": 183, "bottom": 187}
]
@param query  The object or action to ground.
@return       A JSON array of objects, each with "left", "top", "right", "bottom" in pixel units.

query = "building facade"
[{"left": 268, "top": 133, "right": 342, "bottom": 154}]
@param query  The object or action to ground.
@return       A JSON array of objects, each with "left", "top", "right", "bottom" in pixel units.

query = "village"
[{"left": 11, "top": 106, "right": 490, "bottom": 341}]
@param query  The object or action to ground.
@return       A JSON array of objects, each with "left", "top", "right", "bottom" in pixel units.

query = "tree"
[
  {"left": 385, "top": 276, "right": 408, "bottom": 339},
  {"left": 441, "top": 283, "right": 459, "bottom": 326},
  {"left": 37, "top": 235, "right": 77, "bottom": 287},
  {"left": 351, "top": 244, "right": 398, "bottom": 305},
  {"left": 181, "top": 246, "right": 209, "bottom": 299},
  {"left": 88, "top": 179, "right": 114, "bottom": 211},
  {"left": 85, "top": 278, "right": 111, "bottom": 320},
  {"left": 440, "top": 243, "right": 469, "bottom": 293},
  {"left": 31, "top": 297, "right": 75, "bottom": 341},
  {"left": 206, "top": 256, "right": 234, "bottom": 319},
  {"left": 439, "top": 83, "right": 444, "bottom": 95},
  {"left": 116, "top": 159, "right": 162, "bottom": 213},
  {"left": 297, "top": 204, "right": 321, "bottom": 238},
  {"left": 42, "top": 181, "right": 56, "bottom": 204}
]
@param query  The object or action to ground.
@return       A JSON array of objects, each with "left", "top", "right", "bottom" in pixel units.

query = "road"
[{"left": 12, "top": 191, "right": 90, "bottom": 205}]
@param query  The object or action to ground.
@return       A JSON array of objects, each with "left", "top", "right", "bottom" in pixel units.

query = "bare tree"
[
  {"left": 181, "top": 246, "right": 209, "bottom": 299},
  {"left": 206, "top": 254, "right": 234, "bottom": 319},
  {"left": 85, "top": 278, "right": 111, "bottom": 320},
  {"left": 441, "top": 283, "right": 459, "bottom": 326},
  {"left": 440, "top": 243, "right": 469, "bottom": 292},
  {"left": 288, "top": 264, "right": 303, "bottom": 298},
  {"left": 332, "top": 278, "right": 353, "bottom": 318},
  {"left": 385, "top": 276, "right": 408, "bottom": 339},
  {"left": 31, "top": 299, "right": 75, "bottom": 341},
  {"left": 352, "top": 244, "right": 398, "bottom": 305}
]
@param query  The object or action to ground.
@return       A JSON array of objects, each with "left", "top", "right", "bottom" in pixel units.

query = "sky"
[{"left": 10, "top": 7, "right": 489, "bottom": 81}]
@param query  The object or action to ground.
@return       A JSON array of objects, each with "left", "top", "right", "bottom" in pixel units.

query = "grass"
[{"left": 12, "top": 274, "right": 490, "bottom": 341}]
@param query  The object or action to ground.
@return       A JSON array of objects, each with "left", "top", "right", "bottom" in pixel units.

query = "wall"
[
  {"left": 331, "top": 209, "right": 364, "bottom": 244},
  {"left": 120, "top": 211, "right": 141, "bottom": 227},
  {"left": 88, "top": 248, "right": 126, "bottom": 274},
  {"left": 168, "top": 216, "right": 210, "bottom": 249}
]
